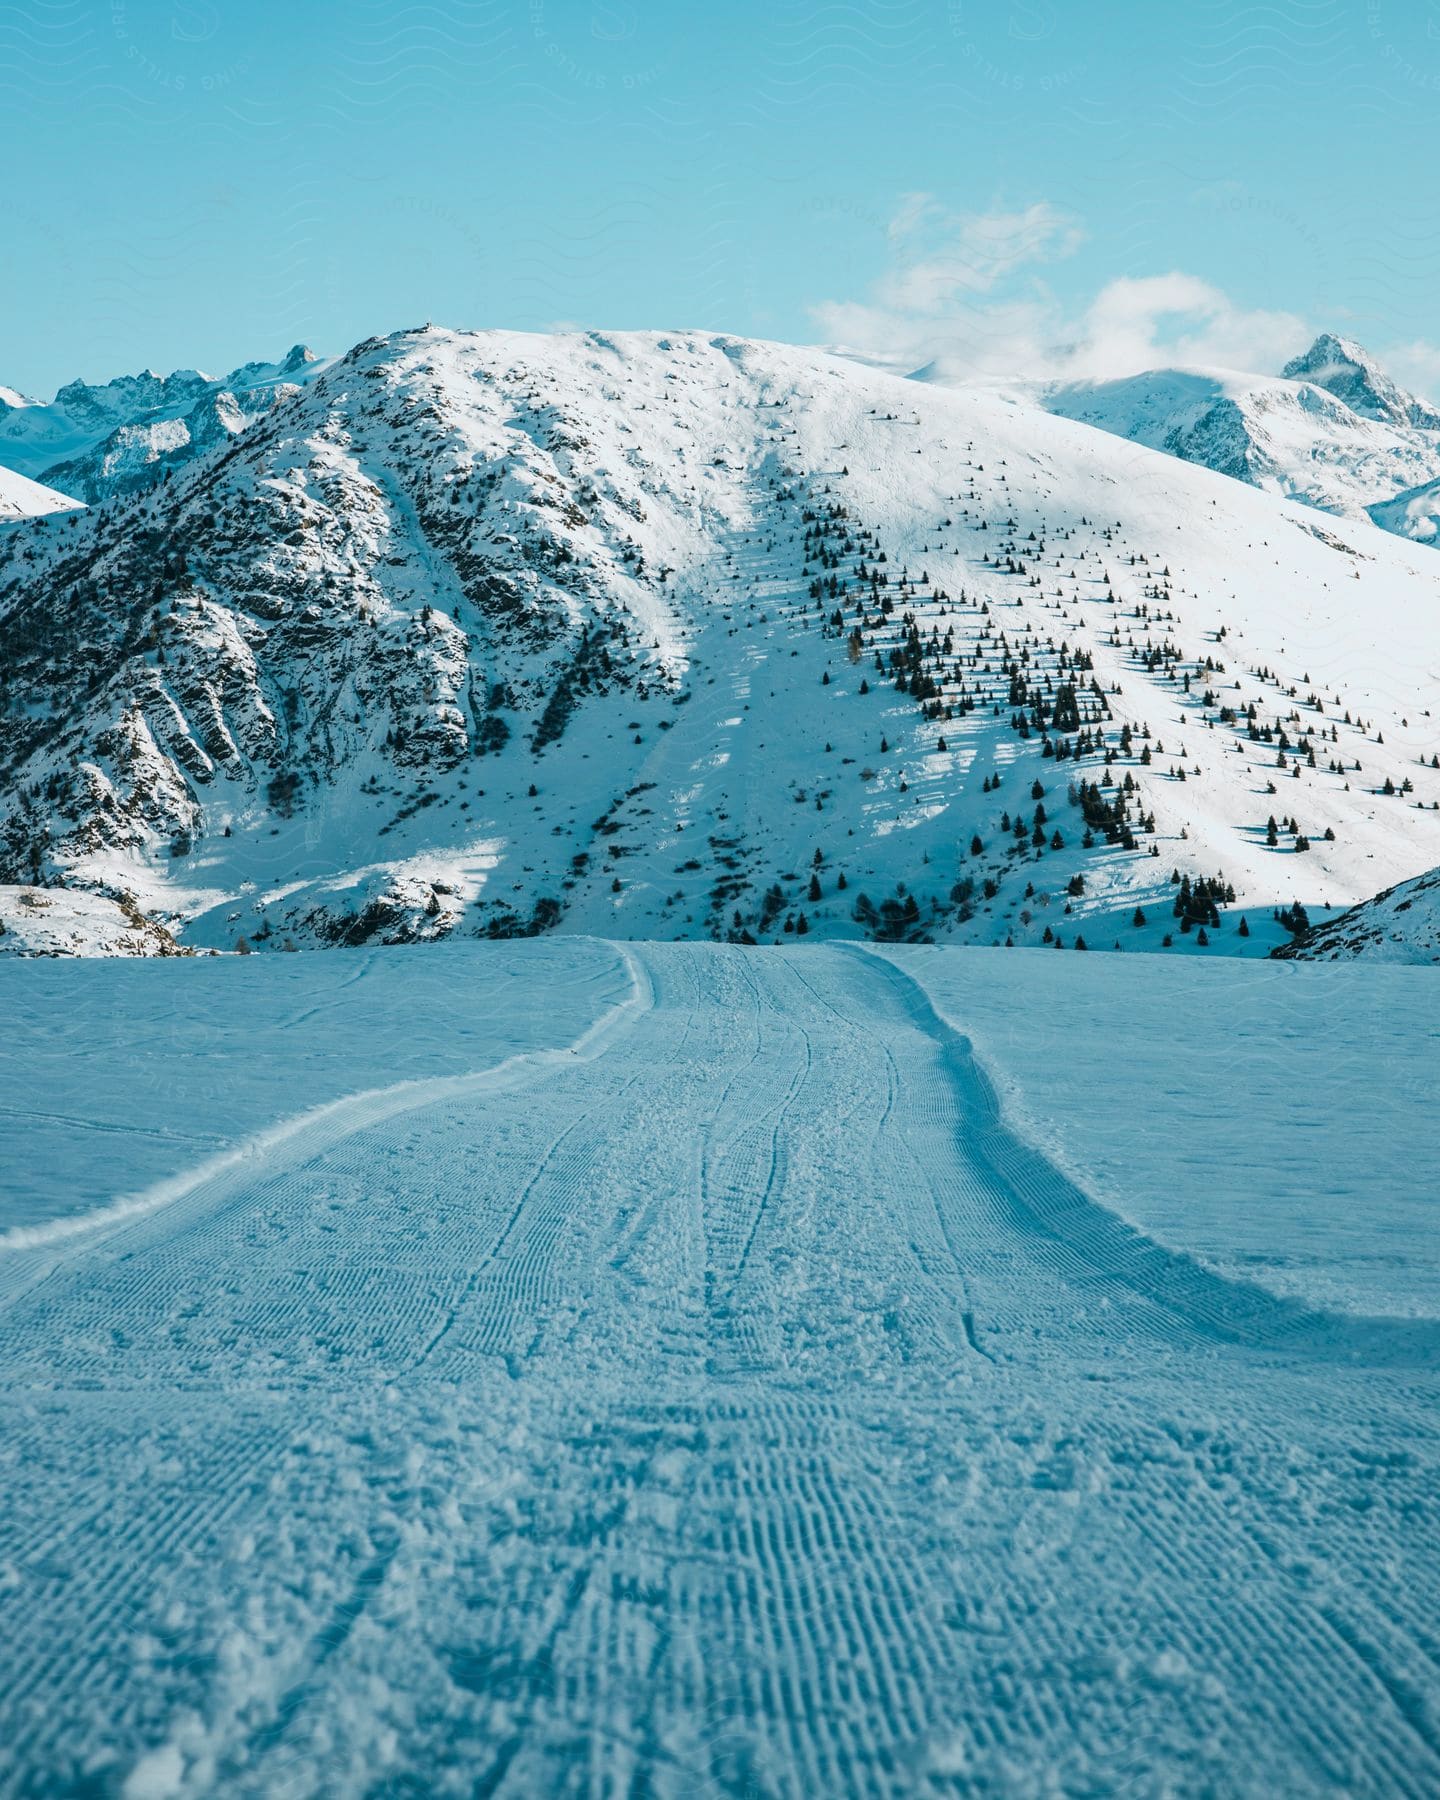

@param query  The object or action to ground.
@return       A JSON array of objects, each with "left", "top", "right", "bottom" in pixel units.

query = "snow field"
[
  {"left": 0, "top": 939, "right": 634, "bottom": 1239},
  {"left": 0, "top": 940, "right": 1437, "bottom": 1795},
  {"left": 883, "top": 944, "right": 1440, "bottom": 1319}
]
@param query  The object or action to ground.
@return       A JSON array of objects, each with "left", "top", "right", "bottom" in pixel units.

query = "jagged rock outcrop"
[{"left": 2, "top": 325, "right": 1438, "bottom": 957}]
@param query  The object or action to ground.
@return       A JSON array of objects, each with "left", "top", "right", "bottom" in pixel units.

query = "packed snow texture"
[
  {"left": 1, "top": 940, "right": 1437, "bottom": 1797},
  {"left": 882, "top": 946, "right": 1440, "bottom": 1318},
  {"left": 0, "top": 940, "right": 630, "bottom": 1237}
]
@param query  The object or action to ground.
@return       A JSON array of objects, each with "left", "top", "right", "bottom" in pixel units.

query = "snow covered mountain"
[
  {"left": 1043, "top": 335, "right": 1440, "bottom": 547},
  {"left": 2, "top": 324, "right": 1439, "bottom": 957},
  {"left": 0, "top": 345, "right": 330, "bottom": 502},
  {"left": 0, "top": 463, "right": 80, "bottom": 523},
  {"left": 1273, "top": 860, "right": 1440, "bottom": 963},
  {"left": 1282, "top": 332, "right": 1440, "bottom": 431},
  {"left": 1369, "top": 473, "right": 1440, "bottom": 547}
]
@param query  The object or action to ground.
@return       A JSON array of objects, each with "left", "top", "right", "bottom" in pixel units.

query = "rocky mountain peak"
[{"left": 1282, "top": 333, "right": 1440, "bottom": 432}]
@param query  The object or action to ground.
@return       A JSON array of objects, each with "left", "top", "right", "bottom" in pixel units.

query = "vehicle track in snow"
[
  {"left": 860, "top": 946, "right": 1440, "bottom": 1370},
  {"left": 0, "top": 942, "right": 1437, "bottom": 1798}
]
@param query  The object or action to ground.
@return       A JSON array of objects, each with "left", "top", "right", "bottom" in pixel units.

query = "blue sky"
[{"left": 3, "top": 0, "right": 1437, "bottom": 397}]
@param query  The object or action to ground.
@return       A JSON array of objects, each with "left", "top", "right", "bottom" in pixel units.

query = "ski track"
[{"left": 0, "top": 943, "right": 1438, "bottom": 1797}]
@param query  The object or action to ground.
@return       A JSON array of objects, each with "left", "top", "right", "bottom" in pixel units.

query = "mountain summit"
[
  {"left": 1281, "top": 333, "right": 1440, "bottom": 432},
  {"left": 1043, "top": 335, "right": 1440, "bottom": 549},
  {"left": 2, "top": 325, "right": 1437, "bottom": 957}
]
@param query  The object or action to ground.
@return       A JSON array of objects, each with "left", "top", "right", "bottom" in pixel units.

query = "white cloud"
[
  {"left": 811, "top": 205, "right": 1312, "bottom": 384},
  {"left": 1380, "top": 339, "right": 1440, "bottom": 407},
  {"left": 869, "top": 197, "right": 1084, "bottom": 321},
  {"left": 886, "top": 192, "right": 936, "bottom": 244},
  {"left": 1068, "top": 275, "right": 1308, "bottom": 382},
  {"left": 811, "top": 199, "right": 1440, "bottom": 399}
]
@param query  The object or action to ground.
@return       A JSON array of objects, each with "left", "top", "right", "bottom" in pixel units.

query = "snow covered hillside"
[
  {"left": 2, "top": 939, "right": 1437, "bottom": 1795},
  {"left": 1369, "top": 473, "right": 1440, "bottom": 546},
  {"left": 1043, "top": 334, "right": 1440, "bottom": 544},
  {"left": 3, "top": 325, "right": 1439, "bottom": 957},
  {"left": 0, "top": 883, "right": 180, "bottom": 956},
  {"left": 0, "top": 344, "right": 330, "bottom": 502},
  {"left": 1273, "top": 859, "right": 1440, "bottom": 963},
  {"left": 0, "top": 463, "right": 80, "bottom": 524}
]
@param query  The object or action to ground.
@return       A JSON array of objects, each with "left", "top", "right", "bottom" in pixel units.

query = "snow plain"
[
  {"left": 885, "top": 947, "right": 1440, "bottom": 1320},
  {"left": 2, "top": 940, "right": 1438, "bottom": 1797}
]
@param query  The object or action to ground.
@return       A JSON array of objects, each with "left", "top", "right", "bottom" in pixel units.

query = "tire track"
[
  {"left": 856, "top": 946, "right": 1440, "bottom": 1370},
  {"left": 4, "top": 942, "right": 1439, "bottom": 1796},
  {"left": 0, "top": 944, "right": 650, "bottom": 1301}
]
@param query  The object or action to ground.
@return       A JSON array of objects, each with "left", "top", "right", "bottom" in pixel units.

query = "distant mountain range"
[
  {"left": 0, "top": 344, "right": 330, "bottom": 504},
  {"left": 1039, "top": 333, "right": 1440, "bottom": 549},
  {"left": 8, "top": 330, "right": 1439, "bottom": 547}
]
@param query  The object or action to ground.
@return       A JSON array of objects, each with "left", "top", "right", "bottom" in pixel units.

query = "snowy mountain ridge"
[
  {"left": 1274, "top": 860, "right": 1440, "bottom": 963},
  {"left": 1281, "top": 332, "right": 1440, "bottom": 432},
  {"left": 0, "top": 463, "right": 81, "bottom": 524},
  {"left": 2, "top": 323, "right": 1438, "bottom": 958},
  {"left": 1040, "top": 334, "right": 1440, "bottom": 549},
  {"left": 0, "top": 344, "right": 331, "bottom": 502}
]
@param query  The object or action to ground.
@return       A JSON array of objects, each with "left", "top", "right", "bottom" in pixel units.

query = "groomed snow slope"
[
  {"left": 2, "top": 940, "right": 1437, "bottom": 1796},
  {"left": 0, "top": 939, "right": 631, "bottom": 1238},
  {"left": 884, "top": 945, "right": 1440, "bottom": 1317}
]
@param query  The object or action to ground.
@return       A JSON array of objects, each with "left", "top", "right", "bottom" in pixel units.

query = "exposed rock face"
[
  {"left": 1282, "top": 333, "right": 1440, "bottom": 433},
  {"left": 1273, "top": 864, "right": 1440, "bottom": 964},
  {"left": 0, "top": 885, "right": 183, "bottom": 957},
  {"left": 2, "top": 325, "right": 1439, "bottom": 957}
]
